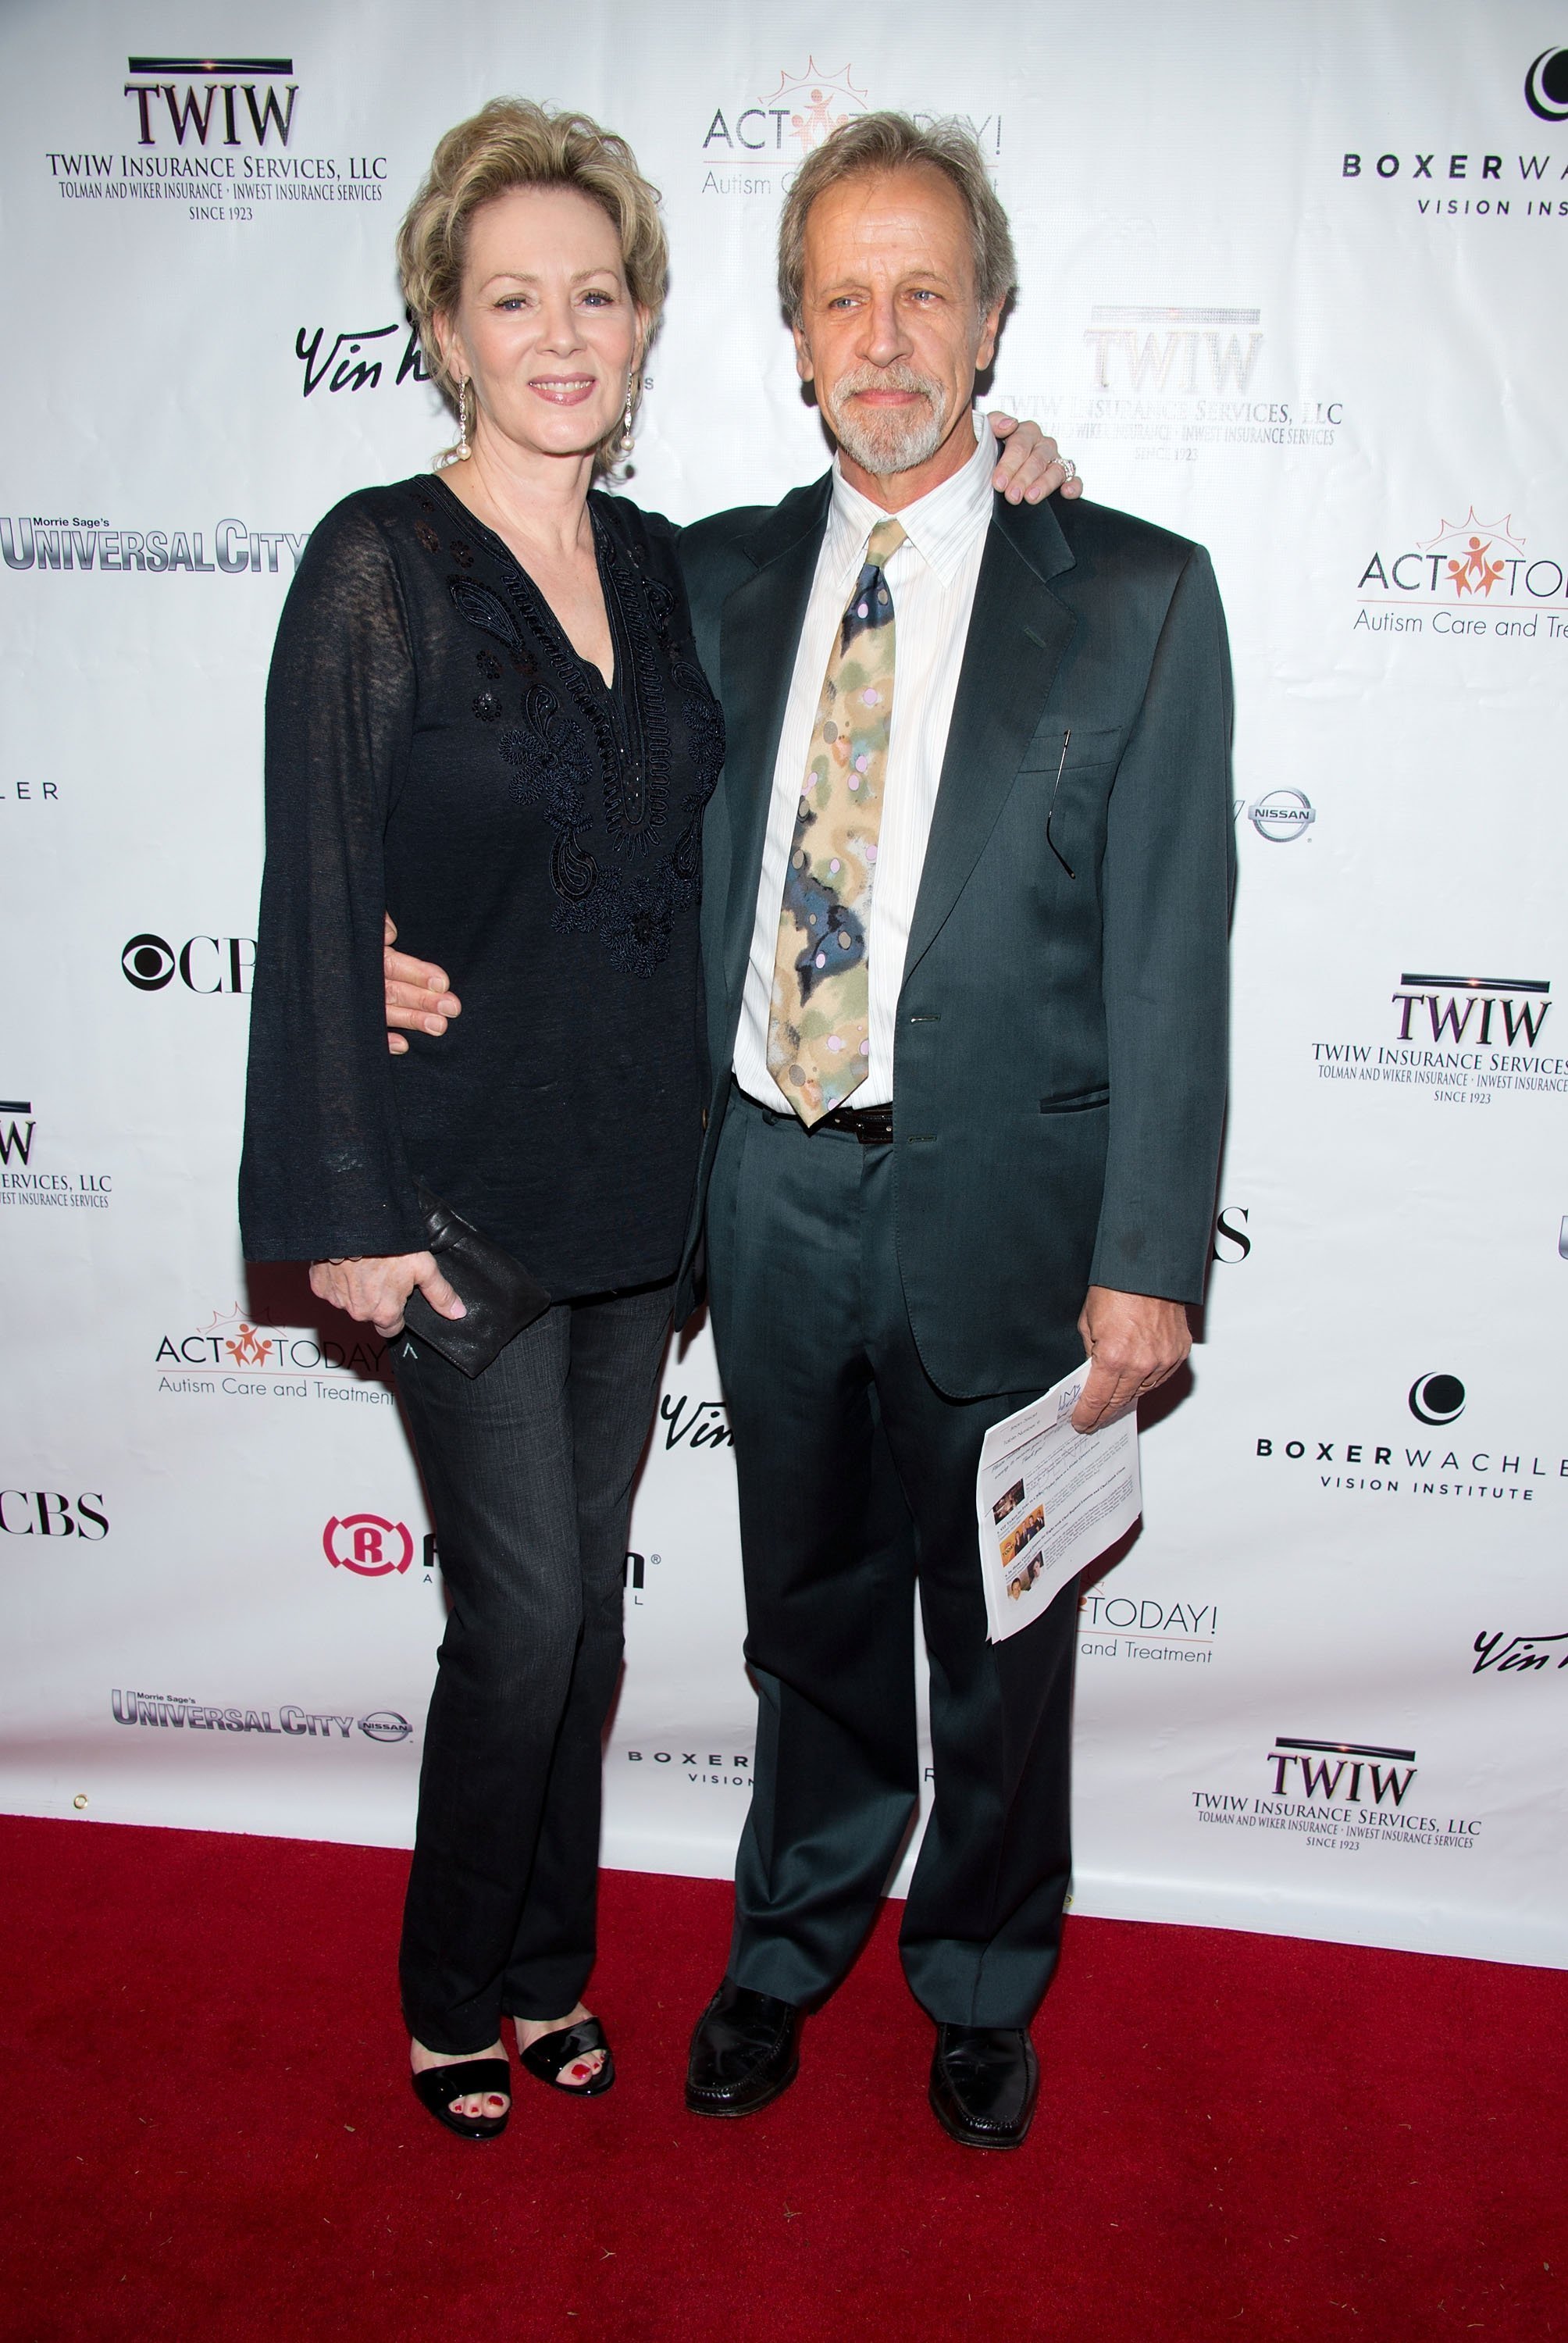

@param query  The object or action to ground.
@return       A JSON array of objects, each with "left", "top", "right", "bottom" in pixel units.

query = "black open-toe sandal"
[
  {"left": 517, "top": 2016, "right": 615, "bottom": 2098},
  {"left": 410, "top": 2057, "right": 511, "bottom": 2142}
]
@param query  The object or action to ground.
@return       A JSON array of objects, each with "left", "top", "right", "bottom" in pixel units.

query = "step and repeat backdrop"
[{"left": 2, "top": 0, "right": 1564, "bottom": 1968}]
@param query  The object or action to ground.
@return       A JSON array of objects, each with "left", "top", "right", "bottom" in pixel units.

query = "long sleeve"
[
  {"left": 1089, "top": 544, "right": 1235, "bottom": 1303},
  {"left": 238, "top": 497, "right": 426, "bottom": 1262}
]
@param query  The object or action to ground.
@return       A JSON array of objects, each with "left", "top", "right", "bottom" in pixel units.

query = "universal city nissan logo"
[
  {"left": 2, "top": 519, "right": 306, "bottom": 574},
  {"left": 323, "top": 1514, "right": 414, "bottom": 1575},
  {"left": 112, "top": 1689, "right": 412, "bottom": 1740}
]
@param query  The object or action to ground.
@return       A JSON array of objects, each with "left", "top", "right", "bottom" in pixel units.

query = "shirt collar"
[{"left": 827, "top": 410, "right": 995, "bottom": 588}]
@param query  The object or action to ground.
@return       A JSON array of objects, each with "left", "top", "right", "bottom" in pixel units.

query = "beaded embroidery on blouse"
[{"left": 417, "top": 493, "right": 722, "bottom": 979}]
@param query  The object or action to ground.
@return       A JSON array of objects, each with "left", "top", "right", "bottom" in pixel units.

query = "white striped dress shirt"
[{"left": 732, "top": 414, "right": 996, "bottom": 1111}]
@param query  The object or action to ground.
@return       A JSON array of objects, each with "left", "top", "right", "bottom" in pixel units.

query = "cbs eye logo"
[{"left": 121, "top": 933, "right": 255, "bottom": 993}]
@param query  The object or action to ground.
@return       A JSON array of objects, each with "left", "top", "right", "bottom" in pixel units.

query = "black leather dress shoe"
[
  {"left": 686, "top": 1977, "right": 802, "bottom": 2117},
  {"left": 928, "top": 2024, "right": 1039, "bottom": 2149}
]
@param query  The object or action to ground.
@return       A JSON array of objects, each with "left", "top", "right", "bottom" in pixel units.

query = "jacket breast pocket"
[{"left": 1017, "top": 722, "right": 1122, "bottom": 779}]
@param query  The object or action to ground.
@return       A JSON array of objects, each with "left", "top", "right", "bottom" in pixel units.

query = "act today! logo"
[
  {"left": 154, "top": 1305, "right": 394, "bottom": 1405},
  {"left": 1355, "top": 509, "right": 1568, "bottom": 643},
  {"left": 697, "top": 59, "right": 1001, "bottom": 197}
]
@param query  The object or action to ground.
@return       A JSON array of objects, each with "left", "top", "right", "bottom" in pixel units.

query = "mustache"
[{"left": 825, "top": 363, "right": 945, "bottom": 410}]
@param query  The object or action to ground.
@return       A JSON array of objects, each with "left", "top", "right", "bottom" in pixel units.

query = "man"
[{"left": 389, "top": 115, "right": 1232, "bottom": 2150}]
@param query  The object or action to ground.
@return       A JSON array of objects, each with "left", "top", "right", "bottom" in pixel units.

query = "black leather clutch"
[{"left": 401, "top": 1183, "right": 551, "bottom": 1377}]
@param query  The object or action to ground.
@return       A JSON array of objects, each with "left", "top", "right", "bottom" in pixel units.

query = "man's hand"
[
  {"left": 384, "top": 913, "right": 462, "bottom": 1057},
  {"left": 309, "top": 1251, "right": 465, "bottom": 1341},
  {"left": 1071, "top": 1286, "right": 1191, "bottom": 1433},
  {"left": 988, "top": 413, "right": 1084, "bottom": 505}
]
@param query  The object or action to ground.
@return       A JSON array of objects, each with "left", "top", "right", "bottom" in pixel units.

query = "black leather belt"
[
  {"left": 818, "top": 1099, "right": 894, "bottom": 1144},
  {"left": 736, "top": 1080, "right": 893, "bottom": 1146}
]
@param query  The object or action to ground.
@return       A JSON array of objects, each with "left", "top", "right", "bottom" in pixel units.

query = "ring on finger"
[{"left": 1058, "top": 456, "right": 1077, "bottom": 483}]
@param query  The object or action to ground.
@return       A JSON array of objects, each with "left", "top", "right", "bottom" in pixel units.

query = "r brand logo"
[{"left": 322, "top": 1514, "right": 413, "bottom": 1576}]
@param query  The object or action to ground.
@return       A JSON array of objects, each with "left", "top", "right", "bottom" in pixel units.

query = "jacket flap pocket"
[
  {"left": 1040, "top": 1086, "right": 1110, "bottom": 1114},
  {"left": 1018, "top": 722, "right": 1121, "bottom": 775}
]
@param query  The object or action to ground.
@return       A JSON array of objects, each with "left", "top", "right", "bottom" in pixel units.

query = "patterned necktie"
[{"left": 768, "top": 515, "right": 907, "bottom": 1125}]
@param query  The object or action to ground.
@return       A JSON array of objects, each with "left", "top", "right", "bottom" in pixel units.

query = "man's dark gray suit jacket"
[{"left": 672, "top": 474, "right": 1235, "bottom": 1403}]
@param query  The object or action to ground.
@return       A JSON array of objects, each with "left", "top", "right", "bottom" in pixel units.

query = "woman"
[{"left": 241, "top": 98, "right": 1070, "bottom": 2145}]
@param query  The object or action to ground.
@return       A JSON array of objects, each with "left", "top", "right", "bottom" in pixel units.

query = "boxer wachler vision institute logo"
[
  {"left": 1336, "top": 52, "right": 1568, "bottom": 226},
  {"left": 1192, "top": 1735, "right": 1482, "bottom": 1855},
  {"left": 1253, "top": 1370, "right": 1566, "bottom": 1506},
  {"left": 42, "top": 54, "right": 389, "bottom": 225}
]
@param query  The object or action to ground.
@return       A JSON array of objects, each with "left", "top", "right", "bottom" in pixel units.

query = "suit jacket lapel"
[
  {"left": 903, "top": 496, "right": 1078, "bottom": 981},
  {"left": 716, "top": 476, "right": 833, "bottom": 1001}
]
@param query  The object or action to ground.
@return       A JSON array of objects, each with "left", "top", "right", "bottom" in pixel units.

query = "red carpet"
[{"left": 0, "top": 1816, "right": 1562, "bottom": 2342}]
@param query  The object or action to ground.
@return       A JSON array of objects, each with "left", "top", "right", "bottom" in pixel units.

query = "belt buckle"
[{"left": 851, "top": 1103, "right": 893, "bottom": 1146}]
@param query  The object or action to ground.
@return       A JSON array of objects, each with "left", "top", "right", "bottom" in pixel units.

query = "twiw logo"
[
  {"left": 122, "top": 56, "right": 298, "bottom": 148},
  {"left": 0, "top": 1101, "right": 34, "bottom": 1166},
  {"left": 1267, "top": 1736, "right": 1417, "bottom": 1805}
]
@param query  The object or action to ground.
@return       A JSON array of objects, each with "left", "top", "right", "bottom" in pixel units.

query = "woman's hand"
[
  {"left": 384, "top": 913, "right": 463, "bottom": 1057},
  {"left": 309, "top": 1252, "right": 466, "bottom": 1339},
  {"left": 987, "top": 415, "right": 1082, "bottom": 505}
]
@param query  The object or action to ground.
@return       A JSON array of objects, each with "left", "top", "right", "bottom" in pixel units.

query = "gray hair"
[{"left": 777, "top": 112, "right": 1017, "bottom": 325}]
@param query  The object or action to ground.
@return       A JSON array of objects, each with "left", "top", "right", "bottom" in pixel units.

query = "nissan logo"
[
  {"left": 357, "top": 1710, "right": 413, "bottom": 1745},
  {"left": 1246, "top": 789, "right": 1316, "bottom": 843}
]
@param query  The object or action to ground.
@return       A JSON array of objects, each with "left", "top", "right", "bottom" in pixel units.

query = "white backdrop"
[{"left": 2, "top": 0, "right": 1564, "bottom": 1969}]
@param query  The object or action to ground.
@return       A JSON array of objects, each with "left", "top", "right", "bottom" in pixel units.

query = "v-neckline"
[{"left": 427, "top": 472, "right": 617, "bottom": 692}]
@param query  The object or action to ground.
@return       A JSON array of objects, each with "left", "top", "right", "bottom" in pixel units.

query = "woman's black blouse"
[{"left": 238, "top": 476, "right": 724, "bottom": 1299}]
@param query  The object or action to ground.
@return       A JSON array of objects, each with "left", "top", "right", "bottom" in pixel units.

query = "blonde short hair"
[
  {"left": 777, "top": 112, "right": 1017, "bottom": 326},
  {"left": 397, "top": 98, "right": 668, "bottom": 445}
]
